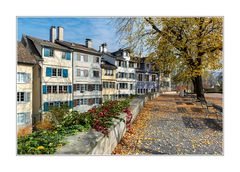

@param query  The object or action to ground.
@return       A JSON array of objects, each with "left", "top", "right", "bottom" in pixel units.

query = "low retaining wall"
[{"left": 56, "top": 92, "right": 160, "bottom": 155}]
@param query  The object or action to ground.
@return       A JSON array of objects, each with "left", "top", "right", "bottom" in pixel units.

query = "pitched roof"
[
  {"left": 17, "top": 42, "right": 37, "bottom": 65},
  {"left": 26, "top": 35, "right": 71, "bottom": 53},
  {"left": 56, "top": 40, "right": 102, "bottom": 56},
  {"left": 101, "top": 60, "right": 117, "bottom": 70}
]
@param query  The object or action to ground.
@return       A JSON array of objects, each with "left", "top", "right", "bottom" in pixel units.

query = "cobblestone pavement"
[{"left": 113, "top": 94, "right": 223, "bottom": 155}]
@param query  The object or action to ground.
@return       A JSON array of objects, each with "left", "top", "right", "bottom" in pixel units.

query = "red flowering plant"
[{"left": 89, "top": 99, "right": 130, "bottom": 135}]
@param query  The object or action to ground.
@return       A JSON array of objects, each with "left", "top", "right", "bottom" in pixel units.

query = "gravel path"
[{"left": 113, "top": 94, "right": 223, "bottom": 155}]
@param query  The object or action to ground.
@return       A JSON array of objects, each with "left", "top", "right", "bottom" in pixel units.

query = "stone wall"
[{"left": 56, "top": 92, "right": 160, "bottom": 155}]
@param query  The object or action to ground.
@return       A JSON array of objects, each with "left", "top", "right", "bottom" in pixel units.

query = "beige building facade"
[
  {"left": 17, "top": 42, "right": 38, "bottom": 132},
  {"left": 101, "top": 59, "right": 118, "bottom": 102}
]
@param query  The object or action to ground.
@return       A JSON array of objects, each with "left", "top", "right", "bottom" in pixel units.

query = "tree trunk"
[{"left": 192, "top": 75, "right": 205, "bottom": 99}]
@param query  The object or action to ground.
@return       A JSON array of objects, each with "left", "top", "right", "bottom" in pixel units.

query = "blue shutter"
[
  {"left": 46, "top": 67, "right": 52, "bottom": 77},
  {"left": 43, "top": 85, "right": 47, "bottom": 94},
  {"left": 43, "top": 102, "right": 49, "bottom": 112},
  {"left": 63, "top": 69, "right": 68, "bottom": 78},
  {"left": 44, "top": 48, "right": 50, "bottom": 57},
  {"left": 68, "top": 85, "right": 72, "bottom": 93},
  {"left": 66, "top": 52, "right": 71, "bottom": 60},
  {"left": 68, "top": 101, "right": 73, "bottom": 108}
]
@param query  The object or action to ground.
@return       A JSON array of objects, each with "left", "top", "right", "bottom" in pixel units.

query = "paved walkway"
[{"left": 113, "top": 94, "right": 223, "bottom": 155}]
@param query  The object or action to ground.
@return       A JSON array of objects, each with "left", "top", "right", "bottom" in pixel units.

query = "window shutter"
[
  {"left": 27, "top": 73, "right": 31, "bottom": 83},
  {"left": 43, "top": 102, "right": 49, "bottom": 112},
  {"left": 46, "top": 67, "right": 52, "bottom": 77},
  {"left": 44, "top": 48, "right": 50, "bottom": 57},
  {"left": 25, "top": 92, "right": 30, "bottom": 102},
  {"left": 73, "top": 84, "right": 77, "bottom": 91},
  {"left": 42, "top": 85, "right": 47, "bottom": 94},
  {"left": 63, "top": 69, "right": 68, "bottom": 78},
  {"left": 68, "top": 101, "right": 73, "bottom": 108},
  {"left": 99, "top": 84, "right": 102, "bottom": 91},
  {"left": 68, "top": 85, "right": 72, "bottom": 93},
  {"left": 99, "top": 98, "right": 102, "bottom": 104},
  {"left": 66, "top": 52, "right": 71, "bottom": 60}
]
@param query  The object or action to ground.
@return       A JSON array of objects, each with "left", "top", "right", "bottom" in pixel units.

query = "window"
[
  {"left": 52, "top": 86, "right": 57, "bottom": 93},
  {"left": 59, "top": 86, "right": 63, "bottom": 93},
  {"left": 76, "top": 53, "right": 81, "bottom": 61},
  {"left": 137, "top": 63, "right": 140, "bottom": 68},
  {"left": 75, "top": 53, "right": 88, "bottom": 62},
  {"left": 138, "top": 74, "right": 143, "bottom": 81},
  {"left": 129, "top": 62, "right": 134, "bottom": 68},
  {"left": 17, "top": 112, "right": 30, "bottom": 125},
  {"left": 118, "top": 61, "right": 122, "bottom": 67},
  {"left": 93, "top": 70, "right": 99, "bottom": 77},
  {"left": 94, "top": 84, "right": 100, "bottom": 91},
  {"left": 95, "top": 98, "right": 99, "bottom": 104},
  {"left": 105, "top": 69, "right": 113, "bottom": 76},
  {"left": 129, "top": 73, "right": 135, "bottom": 79},
  {"left": 17, "top": 92, "right": 30, "bottom": 103},
  {"left": 119, "top": 83, "right": 128, "bottom": 89},
  {"left": 52, "top": 68, "right": 57, "bottom": 76},
  {"left": 103, "top": 82, "right": 108, "bottom": 88},
  {"left": 47, "top": 86, "right": 52, "bottom": 93},
  {"left": 62, "top": 51, "right": 71, "bottom": 60},
  {"left": 17, "top": 72, "right": 30, "bottom": 83},
  {"left": 79, "top": 99, "right": 87, "bottom": 105},
  {"left": 80, "top": 84, "right": 86, "bottom": 92},
  {"left": 58, "top": 69, "right": 62, "bottom": 76},
  {"left": 130, "top": 84, "right": 133, "bottom": 90},
  {"left": 44, "top": 48, "right": 53, "bottom": 57},
  {"left": 77, "top": 69, "right": 88, "bottom": 77},
  {"left": 63, "top": 86, "right": 67, "bottom": 93},
  {"left": 93, "top": 56, "right": 100, "bottom": 63},
  {"left": 152, "top": 75, "right": 156, "bottom": 81},
  {"left": 145, "top": 75, "right": 149, "bottom": 81}
]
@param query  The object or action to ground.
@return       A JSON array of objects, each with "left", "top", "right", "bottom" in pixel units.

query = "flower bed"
[{"left": 17, "top": 99, "right": 131, "bottom": 154}]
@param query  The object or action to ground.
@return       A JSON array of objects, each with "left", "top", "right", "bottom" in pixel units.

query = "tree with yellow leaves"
[{"left": 115, "top": 17, "right": 223, "bottom": 99}]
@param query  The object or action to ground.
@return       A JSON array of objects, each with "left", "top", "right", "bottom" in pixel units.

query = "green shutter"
[{"left": 43, "top": 102, "right": 49, "bottom": 111}]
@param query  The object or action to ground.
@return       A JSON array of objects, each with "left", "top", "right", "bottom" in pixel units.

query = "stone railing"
[{"left": 55, "top": 92, "right": 160, "bottom": 155}]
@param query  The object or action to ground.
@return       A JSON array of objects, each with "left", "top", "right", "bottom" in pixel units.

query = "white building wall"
[{"left": 41, "top": 47, "right": 73, "bottom": 112}]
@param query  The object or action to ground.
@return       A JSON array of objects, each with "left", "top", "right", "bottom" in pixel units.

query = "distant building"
[
  {"left": 17, "top": 42, "right": 38, "bottom": 132},
  {"left": 160, "top": 73, "right": 171, "bottom": 92},
  {"left": 101, "top": 45, "right": 136, "bottom": 99},
  {"left": 56, "top": 33, "right": 102, "bottom": 113},
  {"left": 135, "top": 57, "right": 160, "bottom": 94}
]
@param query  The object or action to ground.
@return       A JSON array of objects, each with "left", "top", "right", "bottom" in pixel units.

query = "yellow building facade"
[{"left": 101, "top": 60, "right": 118, "bottom": 102}]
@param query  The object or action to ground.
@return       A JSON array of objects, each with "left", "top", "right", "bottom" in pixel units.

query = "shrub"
[
  {"left": 35, "top": 118, "right": 54, "bottom": 131},
  {"left": 17, "top": 99, "right": 131, "bottom": 154},
  {"left": 17, "top": 126, "right": 32, "bottom": 137},
  {"left": 49, "top": 104, "right": 70, "bottom": 125}
]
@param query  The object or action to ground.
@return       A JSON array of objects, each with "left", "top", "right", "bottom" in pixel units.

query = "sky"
[{"left": 17, "top": 17, "right": 123, "bottom": 52}]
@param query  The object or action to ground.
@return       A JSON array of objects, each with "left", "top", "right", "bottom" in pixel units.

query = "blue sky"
[{"left": 17, "top": 17, "right": 122, "bottom": 52}]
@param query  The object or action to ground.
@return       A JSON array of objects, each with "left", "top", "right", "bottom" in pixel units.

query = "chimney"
[
  {"left": 99, "top": 45, "right": 103, "bottom": 52},
  {"left": 102, "top": 43, "right": 107, "bottom": 53},
  {"left": 50, "top": 26, "right": 56, "bottom": 42},
  {"left": 57, "top": 26, "right": 64, "bottom": 41},
  {"left": 85, "top": 39, "right": 92, "bottom": 48}
]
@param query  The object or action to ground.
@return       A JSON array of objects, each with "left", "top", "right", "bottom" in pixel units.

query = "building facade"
[
  {"left": 56, "top": 36, "right": 102, "bottom": 113},
  {"left": 25, "top": 26, "right": 73, "bottom": 115},
  {"left": 17, "top": 42, "right": 38, "bottom": 132},
  {"left": 135, "top": 57, "right": 160, "bottom": 95},
  {"left": 101, "top": 58, "right": 118, "bottom": 102},
  {"left": 101, "top": 45, "right": 136, "bottom": 99}
]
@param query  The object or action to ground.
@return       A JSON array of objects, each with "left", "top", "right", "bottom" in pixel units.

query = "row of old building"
[{"left": 17, "top": 26, "right": 171, "bottom": 132}]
